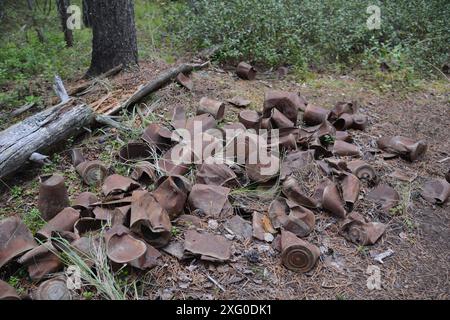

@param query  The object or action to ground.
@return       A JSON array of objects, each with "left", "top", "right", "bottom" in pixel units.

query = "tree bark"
[
  {"left": 82, "top": 0, "right": 92, "bottom": 28},
  {"left": 87, "top": 0, "right": 138, "bottom": 76},
  {"left": 56, "top": 0, "right": 74, "bottom": 47},
  {"left": 0, "top": 103, "right": 93, "bottom": 179}
]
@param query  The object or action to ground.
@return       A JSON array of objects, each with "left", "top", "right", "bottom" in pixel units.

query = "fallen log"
[
  {"left": 0, "top": 101, "right": 94, "bottom": 179},
  {"left": 107, "top": 61, "right": 209, "bottom": 115}
]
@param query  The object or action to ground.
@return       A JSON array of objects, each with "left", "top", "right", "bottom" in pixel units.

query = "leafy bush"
[{"left": 167, "top": 0, "right": 449, "bottom": 77}]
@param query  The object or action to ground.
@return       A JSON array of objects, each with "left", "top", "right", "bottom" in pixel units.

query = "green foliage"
[
  {"left": 0, "top": 0, "right": 91, "bottom": 110},
  {"left": 22, "top": 208, "right": 45, "bottom": 234},
  {"left": 10, "top": 185, "right": 23, "bottom": 199},
  {"left": 167, "top": 0, "right": 449, "bottom": 78},
  {"left": 82, "top": 291, "right": 95, "bottom": 300},
  {"left": 171, "top": 226, "right": 181, "bottom": 237},
  {"left": 0, "top": 0, "right": 172, "bottom": 114}
]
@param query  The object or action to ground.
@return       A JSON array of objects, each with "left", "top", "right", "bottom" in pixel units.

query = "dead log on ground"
[
  {"left": 107, "top": 62, "right": 209, "bottom": 115},
  {"left": 0, "top": 102, "right": 94, "bottom": 179}
]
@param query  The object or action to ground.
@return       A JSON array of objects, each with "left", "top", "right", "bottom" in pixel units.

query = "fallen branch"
[
  {"left": 11, "top": 102, "right": 36, "bottom": 117},
  {"left": 107, "top": 61, "right": 209, "bottom": 115},
  {"left": 53, "top": 75, "right": 70, "bottom": 103},
  {"left": 95, "top": 114, "right": 130, "bottom": 132}
]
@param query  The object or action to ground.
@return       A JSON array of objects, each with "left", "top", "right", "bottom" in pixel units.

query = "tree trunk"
[
  {"left": 87, "top": 0, "right": 138, "bottom": 76},
  {"left": 26, "top": 0, "right": 45, "bottom": 43},
  {"left": 82, "top": 0, "right": 92, "bottom": 28},
  {"left": 56, "top": 0, "right": 73, "bottom": 47},
  {"left": 0, "top": 103, "right": 93, "bottom": 179}
]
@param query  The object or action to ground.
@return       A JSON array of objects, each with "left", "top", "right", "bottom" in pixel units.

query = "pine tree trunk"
[
  {"left": 87, "top": 0, "right": 138, "bottom": 76},
  {"left": 56, "top": 0, "right": 74, "bottom": 47},
  {"left": 82, "top": 0, "right": 92, "bottom": 28}
]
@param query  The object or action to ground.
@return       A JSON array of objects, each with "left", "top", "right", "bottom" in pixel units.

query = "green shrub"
[{"left": 167, "top": 0, "right": 449, "bottom": 78}]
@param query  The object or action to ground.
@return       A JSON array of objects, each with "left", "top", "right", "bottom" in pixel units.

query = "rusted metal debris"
[
  {"left": 36, "top": 207, "right": 80, "bottom": 240},
  {"left": 102, "top": 174, "right": 140, "bottom": 197},
  {"left": 184, "top": 230, "right": 231, "bottom": 262},
  {"left": 105, "top": 225, "right": 147, "bottom": 264},
  {"left": 238, "top": 110, "right": 260, "bottom": 130},
  {"left": 38, "top": 174, "right": 70, "bottom": 221},
  {"left": 130, "top": 161, "right": 156, "bottom": 184},
  {"left": 340, "top": 173, "right": 360, "bottom": 211},
  {"left": 188, "top": 184, "right": 233, "bottom": 218},
  {"left": 389, "top": 169, "right": 417, "bottom": 183},
  {"left": 303, "top": 105, "right": 329, "bottom": 126},
  {"left": 227, "top": 96, "right": 251, "bottom": 107},
  {"left": 334, "top": 114, "right": 368, "bottom": 131},
  {"left": 32, "top": 276, "right": 72, "bottom": 300},
  {"left": 328, "top": 101, "right": 358, "bottom": 121},
  {"left": 198, "top": 97, "right": 225, "bottom": 121},
  {"left": 236, "top": 62, "right": 257, "bottom": 80},
  {"left": 332, "top": 140, "right": 361, "bottom": 157},
  {"left": 341, "top": 212, "right": 386, "bottom": 246},
  {"left": 176, "top": 72, "right": 193, "bottom": 91},
  {"left": 269, "top": 197, "right": 315, "bottom": 237},
  {"left": 366, "top": 184, "right": 400, "bottom": 211},
  {"left": 377, "top": 136, "right": 427, "bottom": 161},
  {"left": 72, "top": 192, "right": 98, "bottom": 216},
  {"left": 17, "top": 242, "right": 63, "bottom": 280},
  {"left": 130, "top": 191, "right": 172, "bottom": 248},
  {"left": 347, "top": 160, "right": 376, "bottom": 182},
  {"left": 322, "top": 180, "right": 347, "bottom": 218},
  {"left": 74, "top": 217, "right": 105, "bottom": 236},
  {"left": 245, "top": 151, "right": 280, "bottom": 183},
  {"left": 76, "top": 160, "right": 108, "bottom": 186},
  {"left": 421, "top": 179, "right": 450, "bottom": 204},
  {"left": 153, "top": 175, "right": 191, "bottom": 220},
  {"left": 70, "top": 148, "right": 86, "bottom": 167},
  {"left": 196, "top": 162, "right": 238, "bottom": 187},
  {"left": 158, "top": 145, "right": 192, "bottom": 176},
  {"left": 170, "top": 105, "right": 187, "bottom": 130},
  {"left": 263, "top": 90, "right": 306, "bottom": 122},
  {"left": 282, "top": 176, "right": 319, "bottom": 209},
  {"left": 5, "top": 80, "right": 440, "bottom": 295},
  {"left": 0, "top": 280, "right": 20, "bottom": 300},
  {"left": 142, "top": 123, "right": 172, "bottom": 150},
  {"left": 118, "top": 142, "right": 152, "bottom": 162},
  {"left": 335, "top": 130, "right": 353, "bottom": 142},
  {"left": 71, "top": 149, "right": 107, "bottom": 186},
  {"left": 224, "top": 215, "right": 253, "bottom": 241},
  {"left": 280, "top": 230, "right": 320, "bottom": 273},
  {"left": 0, "top": 216, "right": 37, "bottom": 268},
  {"left": 129, "top": 241, "right": 161, "bottom": 270}
]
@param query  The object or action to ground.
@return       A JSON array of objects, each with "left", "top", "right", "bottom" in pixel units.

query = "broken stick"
[{"left": 107, "top": 62, "right": 209, "bottom": 115}]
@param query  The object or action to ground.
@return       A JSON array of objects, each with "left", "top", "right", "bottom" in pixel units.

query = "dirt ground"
[{"left": 0, "top": 59, "right": 449, "bottom": 300}]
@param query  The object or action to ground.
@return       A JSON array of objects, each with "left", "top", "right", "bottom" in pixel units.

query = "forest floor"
[{"left": 0, "top": 57, "right": 449, "bottom": 300}]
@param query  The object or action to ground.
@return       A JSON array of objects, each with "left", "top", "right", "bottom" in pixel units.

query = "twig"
[
  {"left": 206, "top": 274, "right": 226, "bottom": 292},
  {"left": 437, "top": 156, "right": 450, "bottom": 163}
]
